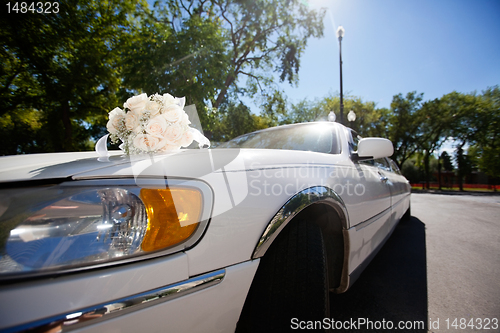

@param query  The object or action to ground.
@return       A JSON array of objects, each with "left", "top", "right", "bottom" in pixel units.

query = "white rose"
[
  {"left": 125, "top": 111, "right": 142, "bottom": 133},
  {"left": 145, "top": 100, "right": 162, "bottom": 116},
  {"left": 163, "top": 93, "right": 176, "bottom": 107},
  {"left": 109, "top": 107, "right": 124, "bottom": 119},
  {"left": 161, "top": 143, "right": 181, "bottom": 152},
  {"left": 106, "top": 107, "right": 126, "bottom": 135},
  {"left": 145, "top": 115, "right": 168, "bottom": 138},
  {"left": 133, "top": 134, "right": 167, "bottom": 152},
  {"left": 179, "top": 129, "right": 194, "bottom": 147},
  {"left": 124, "top": 93, "right": 148, "bottom": 114},
  {"left": 180, "top": 112, "right": 191, "bottom": 126},
  {"left": 164, "top": 123, "right": 184, "bottom": 144},
  {"left": 163, "top": 104, "right": 185, "bottom": 123}
]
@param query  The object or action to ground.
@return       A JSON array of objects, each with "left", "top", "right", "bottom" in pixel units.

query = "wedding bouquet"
[{"left": 105, "top": 93, "right": 209, "bottom": 154}]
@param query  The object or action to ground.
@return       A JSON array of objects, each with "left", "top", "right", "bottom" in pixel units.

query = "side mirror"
[{"left": 352, "top": 138, "right": 394, "bottom": 161}]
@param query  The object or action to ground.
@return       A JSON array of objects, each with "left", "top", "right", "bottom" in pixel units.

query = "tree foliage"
[
  {"left": 122, "top": 0, "right": 325, "bottom": 121},
  {"left": 278, "top": 87, "right": 499, "bottom": 186},
  {"left": 209, "top": 102, "right": 268, "bottom": 142},
  {"left": 121, "top": 1, "right": 230, "bottom": 131},
  {"left": 471, "top": 86, "right": 500, "bottom": 179},
  {"left": 0, "top": 0, "right": 144, "bottom": 154},
  {"left": 387, "top": 88, "right": 499, "bottom": 186},
  {"left": 387, "top": 92, "right": 424, "bottom": 169},
  {"left": 1, "top": 0, "right": 498, "bottom": 189},
  {"left": 279, "top": 93, "right": 390, "bottom": 137},
  {"left": 440, "top": 151, "right": 453, "bottom": 172}
]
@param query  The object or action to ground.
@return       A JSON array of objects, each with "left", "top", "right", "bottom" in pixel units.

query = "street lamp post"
[{"left": 336, "top": 25, "right": 345, "bottom": 124}]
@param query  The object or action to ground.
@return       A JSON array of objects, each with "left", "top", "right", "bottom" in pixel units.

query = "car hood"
[{"left": 0, "top": 149, "right": 343, "bottom": 184}]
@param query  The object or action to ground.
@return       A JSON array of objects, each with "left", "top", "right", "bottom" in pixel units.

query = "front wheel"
[{"left": 236, "top": 219, "right": 330, "bottom": 332}]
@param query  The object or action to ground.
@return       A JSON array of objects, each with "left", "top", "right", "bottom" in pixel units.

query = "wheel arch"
[{"left": 252, "top": 186, "right": 350, "bottom": 291}]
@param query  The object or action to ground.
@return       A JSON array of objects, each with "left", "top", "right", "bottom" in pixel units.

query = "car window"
[
  {"left": 388, "top": 159, "right": 402, "bottom": 175},
  {"left": 374, "top": 158, "right": 392, "bottom": 171},
  {"left": 350, "top": 131, "right": 378, "bottom": 167},
  {"left": 348, "top": 129, "right": 360, "bottom": 152},
  {"left": 216, "top": 123, "right": 340, "bottom": 154}
]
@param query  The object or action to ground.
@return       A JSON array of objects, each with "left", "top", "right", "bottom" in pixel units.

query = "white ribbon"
[
  {"left": 95, "top": 134, "right": 110, "bottom": 157},
  {"left": 190, "top": 128, "right": 211, "bottom": 148},
  {"left": 176, "top": 96, "right": 186, "bottom": 109}
]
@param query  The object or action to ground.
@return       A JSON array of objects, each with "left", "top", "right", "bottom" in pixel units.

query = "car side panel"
[
  {"left": 338, "top": 163, "right": 391, "bottom": 227},
  {"left": 344, "top": 202, "right": 394, "bottom": 275},
  {"left": 344, "top": 163, "right": 410, "bottom": 279},
  {"left": 389, "top": 172, "right": 411, "bottom": 219},
  {"left": 0, "top": 253, "right": 189, "bottom": 331},
  {"left": 71, "top": 260, "right": 259, "bottom": 333}
]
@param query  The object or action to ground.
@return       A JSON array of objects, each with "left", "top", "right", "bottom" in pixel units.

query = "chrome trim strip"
[
  {"left": 354, "top": 189, "right": 409, "bottom": 231},
  {"left": 354, "top": 192, "right": 410, "bottom": 231},
  {"left": 392, "top": 192, "right": 410, "bottom": 209},
  {"left": 3, "top": 269, "right": 225, "bottom": 333},
  {"left": 252, "top": 186, "right": 349, "bottom": 259},
  {"left": 354, "top": 205, "right": 392, "bottom": 231},
  {"left": 334, "top": 229, "right": 351, "bottom": 293}
]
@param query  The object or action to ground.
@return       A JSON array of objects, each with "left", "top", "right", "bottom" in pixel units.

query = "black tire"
[{"left": 236, "top": 219, "right": 330, "bottom": 333}]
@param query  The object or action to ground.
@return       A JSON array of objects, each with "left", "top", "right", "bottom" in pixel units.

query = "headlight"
[{"left": 0, "top": 179, "right": 212, "bottom": 279}]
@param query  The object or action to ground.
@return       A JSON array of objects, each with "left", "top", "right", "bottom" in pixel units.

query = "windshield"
[{"left": 217, "top": 123, "right": 340, "bottom": 154}]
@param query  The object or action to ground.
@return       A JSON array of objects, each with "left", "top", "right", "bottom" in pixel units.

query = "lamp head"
[
  {"left": 336, "top": 25, "right": 345, "bottom": 40},
  {"left": 328, "top": 111, "right": 336, "bottom": 122},
  {"left": 347, "top": 110, "right": 356, "bottom": 122}
]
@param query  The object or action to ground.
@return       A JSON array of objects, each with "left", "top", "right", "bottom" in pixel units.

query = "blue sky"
[{"left": 271, "top": 0, "right": 500, "bottom": 109}]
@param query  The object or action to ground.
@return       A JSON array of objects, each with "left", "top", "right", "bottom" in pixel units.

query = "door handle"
[{"left": 378, "top": 171, "right": 388, "bottom": 183}]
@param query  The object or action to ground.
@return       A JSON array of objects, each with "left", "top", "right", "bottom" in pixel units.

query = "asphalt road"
[{"left": 329, "top": 192, "right": 500, "bottom": 332}]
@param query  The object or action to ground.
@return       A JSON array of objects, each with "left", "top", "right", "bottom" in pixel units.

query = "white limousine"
[{"left": 0, "top": 122, "right": 410, "bottom": 333}]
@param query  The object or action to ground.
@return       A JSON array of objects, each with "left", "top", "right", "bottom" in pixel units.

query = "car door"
[
  {"left": 385, "top": 158, "right": 411, "bottom": 220},
  {"left": 355, "top": 158, "right": 392, "bottom": 226},
  {"left": 345, "top": 130, "right": 392, "bottom": 226},
  {"left": 343, "top": 130, "right": 392, "bottom": 265}
]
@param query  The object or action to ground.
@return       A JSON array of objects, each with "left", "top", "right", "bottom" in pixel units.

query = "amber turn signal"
[{"left": 140, "top": 187, "right": 202, "bottom": 252}]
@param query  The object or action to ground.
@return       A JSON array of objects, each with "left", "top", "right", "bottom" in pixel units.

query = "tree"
[
  {"left": 474, "top": 86, "right": 500, "bottom": 183},
  {"left": 388, "top": 92, "right": 424, "bottom": 168},
  {"left": 209, "top": 102, "right": 268, "bottom": 142},
  {"left": 281, "top": 93, "right": 390, "bottom": 138},
  {"left": 284, "top": 97, "right": 324, "bottom": 124},
  {"left": 0, "top": 107, "right": 45, "bottom": 154},
  {"left": 122, "top": 0, "right": 325, "bottom": 130},
  {"left": 122, "top": 1, "right": 231, "bottom": 131},
  {"left": 455, "top": 146, "right": 474, "bottom": 191},
  {"left": 401, "top": 157, "right": 425, "bottom": 185},
  {"left": 417, "top": 98, "right": 457, "bottom": 188},
  {"left": 0, "top": 0, "right": 144, "bottom": 154},
  {"left": 260, "top": 89, "right": 289, "bottom": 127},
  {"left": 440, "top": 151, "right": 454, "bottom": 172},
  {"left": 437, "top": 151, "right": 454, "bottom": 190},
  {"left": 439, "top": 91, "right": 483, "bottom": 190},
  {"left": 330, "top": 97, "right": 390, "bottom": 138},
  {"left": 440, "top": 92, "right": 480, "bottom": 143}
]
